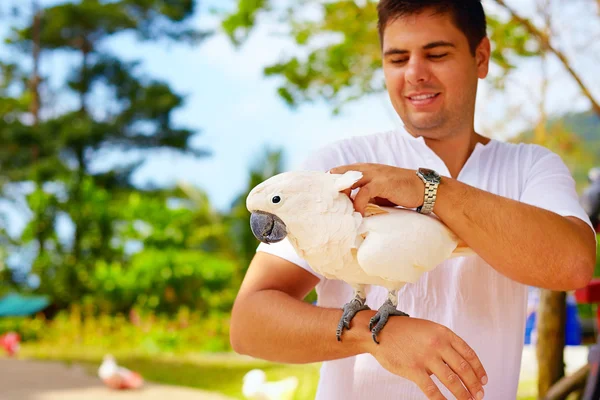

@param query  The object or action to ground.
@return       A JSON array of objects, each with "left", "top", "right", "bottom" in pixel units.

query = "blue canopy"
[{"left": 0, "top": 293, "right": 50, "bottom": 317}]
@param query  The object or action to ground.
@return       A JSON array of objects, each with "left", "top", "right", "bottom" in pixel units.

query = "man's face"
[{"left": 381, "top": 10, "right": 490, "bottom": 138}]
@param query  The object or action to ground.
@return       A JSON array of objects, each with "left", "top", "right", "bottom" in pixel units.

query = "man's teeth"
[{"left": 410, "top": 94, "right": 437, "bottom": 100}]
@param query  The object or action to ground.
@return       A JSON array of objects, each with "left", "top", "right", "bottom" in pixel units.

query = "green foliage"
[
  {"left": 222, "top": 0, "right": 269, "bottom": 46},
  {"left": 91, "top": 250, "right": 236, "bottom": 314},
  {"left": 0, "top": 0, "right": 214, "bottom": 310},
  {"left": 7, "top": 0, "right": 206, "bottom": 49},
  {"left": 0, "top": 305, "right": 231, "bottom": 354},
  {"left": 486, "top": 15, "right": 540, "bottom": 89},
  {"left": 222, "top": 0, "right": 544, "bottom": 112}
]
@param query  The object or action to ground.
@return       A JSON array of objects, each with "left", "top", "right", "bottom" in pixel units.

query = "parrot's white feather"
[
  {"left": 332, "top": 170, "right": 363, "bottom": 192},
  {"left": 356, "top": 207, "right": 461, "bottom": 284},
  {"left": 246, "top": 170, "right": 474, "bottom": 293}
]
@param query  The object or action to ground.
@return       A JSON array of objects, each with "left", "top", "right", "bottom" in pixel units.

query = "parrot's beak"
[{"left": 250, "top": 211, "right": 287, "bottom": 244}]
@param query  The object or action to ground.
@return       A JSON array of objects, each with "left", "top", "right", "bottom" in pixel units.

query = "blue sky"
[{"left": 1, "top": 0, "right": 598, "bottom": 214}]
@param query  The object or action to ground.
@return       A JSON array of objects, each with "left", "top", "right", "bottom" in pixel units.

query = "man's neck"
[{"left": 420, "top": 130, "right": 489, "bottom": 178}]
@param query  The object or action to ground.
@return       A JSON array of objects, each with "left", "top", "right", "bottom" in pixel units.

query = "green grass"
[
  {"left": 17, "top": 344, "right": 320, "bottom": 399},
  {"left": 17, "top": 343, "right": 541, "bottom": 399}
]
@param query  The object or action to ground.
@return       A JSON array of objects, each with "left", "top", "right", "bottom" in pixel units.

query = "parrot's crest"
[{"left": 332, "top": 171, "right": 362, "bottom": 192}]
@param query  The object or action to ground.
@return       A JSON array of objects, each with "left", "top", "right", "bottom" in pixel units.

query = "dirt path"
[{"left": 0, "top": 358, "right": 236, "bottom": 400}]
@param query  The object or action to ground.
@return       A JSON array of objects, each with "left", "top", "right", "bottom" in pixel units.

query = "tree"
[
  {"left": 0, "top": 0, "right": 211, "bottom": 308},
  {"left": 179, "top": 147, "right": 285, "bottom": 284}
]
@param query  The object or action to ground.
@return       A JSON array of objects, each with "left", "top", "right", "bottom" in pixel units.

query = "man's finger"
[
  {"left": 451, "top": 334, "right": 488, "bottom": 387},
  {"left": 430, "top": 360, "right": 472, "bottom": 400},
  {"left": 353, "top": 184, "right": 373, "bottom": 215},
  {"left": 329, "top": 163, "right": 365, "bottom": 175},
  {"left": 442, "top": 347, "right": 484, "bottom": 399},
  {"left": 414, "top": 373, "right": 447, "bottom": 400}
]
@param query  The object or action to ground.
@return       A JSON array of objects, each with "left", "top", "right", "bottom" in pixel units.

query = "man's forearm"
[
  {"left": 230, "top": 289, "right": 375, "bottom": 363},
  {"left": 434, "top": 177, "right": 596, "bottom": 290}
]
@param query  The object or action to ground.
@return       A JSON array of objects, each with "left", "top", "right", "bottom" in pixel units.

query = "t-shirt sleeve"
[
  {"left": 519, "top": 146, "right": 595, "bottom": 235},
  {"left": 254, "top": 145, "right": 347, "bottom": 280}
]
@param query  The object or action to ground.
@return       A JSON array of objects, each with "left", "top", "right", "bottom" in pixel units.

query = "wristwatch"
[{"left": 415, "top": 168, "right": 441, "bottom": 214}]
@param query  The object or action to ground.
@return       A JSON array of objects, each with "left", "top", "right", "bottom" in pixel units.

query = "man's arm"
[
  {"left": 329, "top": 162, "right": 596, "bottom": 292},
  {"left": 230, "top": 251, "right": 488, "bottom": 399},
  {"left": 229, "top": 252, "right": 372, "bottom": 362},
  {"left": 433, "top": 177, "right": 595, "bottom": 291}
]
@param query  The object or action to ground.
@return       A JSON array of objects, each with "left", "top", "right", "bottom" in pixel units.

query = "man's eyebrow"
[
  {"left": 423, "top": 40, "right": 456, "bottom": 50},
  {"left": 383, "top": 41, "right": 456, "bottom": 57},
  {"left": 383, "top": 48, "right": 408, "bottom": 57}
]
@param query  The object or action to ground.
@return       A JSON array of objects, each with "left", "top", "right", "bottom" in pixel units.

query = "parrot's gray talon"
[
  {"left": 370, "top": 299, "right": 409, "bottom": 344},
  {"left": 336, "top": 297, "right": 370, "bottom": 341}
]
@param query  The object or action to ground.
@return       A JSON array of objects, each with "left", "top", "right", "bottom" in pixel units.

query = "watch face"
[{"left": 420, "top": 168, "right": 439, "bottom": 180}]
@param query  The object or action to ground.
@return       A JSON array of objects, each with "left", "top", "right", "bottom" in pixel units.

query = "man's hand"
[
  {"left": 329, "top": 163, "right": 424, "bottom": 215},
  {"left": 367, "top": 317, "right": 488, "bottom": 400}
]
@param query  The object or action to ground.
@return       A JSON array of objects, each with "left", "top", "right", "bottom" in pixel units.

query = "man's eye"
[
  {"left": 390, "top": 59, "right": 408, "bottom": 64},
  {"left": 429, "top": 53, "right": 448, "bottom": 59}
]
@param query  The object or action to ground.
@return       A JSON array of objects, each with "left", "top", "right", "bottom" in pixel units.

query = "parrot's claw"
[
  {"left": 336, "top": 296, "right": 370, "bottom": 342},
  {"left": 370, "top": 299, "right": 409, "bottom": 344}
]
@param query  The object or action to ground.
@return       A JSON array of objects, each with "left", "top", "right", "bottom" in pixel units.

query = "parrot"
[{"left": 246, "top": 170, "right": 474, "bottom": 343}]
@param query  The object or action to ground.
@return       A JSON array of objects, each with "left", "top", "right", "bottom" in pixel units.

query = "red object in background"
[
  {"left": 575, "top": 279, "right": 600, "bottom": 331},
  {"left": 0, "top": 332, "right": 20, "bottom": 357},
  {"left": 102, "top": 370, "right": 144, "bottom": 390}
]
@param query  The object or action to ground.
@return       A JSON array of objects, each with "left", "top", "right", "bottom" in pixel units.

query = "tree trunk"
[
  {"left": 536, "top": 290, "right": 567, "bottom": 399},
  {"left": 542, "top": 364, "right": 589, "bottom": 400},
  {"left": 30, "top": 0, "right": 44, "bottom": 257},
  {"left": 30, "top": 0, "right": 41, "bottom": 124}
]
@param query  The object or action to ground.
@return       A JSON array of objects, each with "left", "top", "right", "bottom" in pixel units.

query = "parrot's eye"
[{"left": 271, "top": 195, "right": 281, "bottom": 204}]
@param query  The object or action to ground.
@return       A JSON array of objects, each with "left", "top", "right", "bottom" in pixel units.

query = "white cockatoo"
[
  {"left": 246, "top": 170, "right": 473, "bottom": 343},
  {"left": 242, "top": 369, "right": 299, "bottom": 400}
]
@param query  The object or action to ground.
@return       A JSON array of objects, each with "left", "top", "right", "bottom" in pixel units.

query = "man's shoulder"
[
  {"left": 318, "top": 129, "right": 402, "bottom": 152},
  {"left": 490, "top": 139, "right": 557, "bottom": 163},
  {"left": 301, "top": 129, "right": 404, "bottom": 170}
]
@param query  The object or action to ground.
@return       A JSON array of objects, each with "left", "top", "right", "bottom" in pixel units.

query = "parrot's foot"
[
  {"left": 369, "top": 299, "right": 409, "bottom": 344},
  {"left": 336, "top": 296, "right": 370, "bottom": 342}
]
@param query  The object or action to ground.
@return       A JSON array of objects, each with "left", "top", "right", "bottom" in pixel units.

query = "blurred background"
[{"left": 0, "top": 0, "right": 598, "bottom": 399}]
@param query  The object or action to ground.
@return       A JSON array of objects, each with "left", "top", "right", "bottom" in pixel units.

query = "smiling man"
[{"left": 229, "top": 1, "right": 597, "bottom": 399}]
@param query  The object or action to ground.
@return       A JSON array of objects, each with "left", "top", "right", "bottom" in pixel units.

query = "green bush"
[
  {"left": 0, "top": 305, "right": 232, "bottom": 354},
  {"left": 88, "top": 250, "right": 237, "bottom": 315}
]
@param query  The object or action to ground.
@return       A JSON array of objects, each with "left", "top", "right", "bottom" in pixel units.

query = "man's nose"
[{"left": 405, "top": 58, "right": 431, "bottom": 85}]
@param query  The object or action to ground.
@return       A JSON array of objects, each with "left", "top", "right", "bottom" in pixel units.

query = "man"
[{"left": 229, "top": 1, "right": 597, "bottom": 399}]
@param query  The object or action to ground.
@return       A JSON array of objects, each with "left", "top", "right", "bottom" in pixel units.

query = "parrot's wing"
[{"left": 356, "top": 208, "right": 472, "bottom": 283}]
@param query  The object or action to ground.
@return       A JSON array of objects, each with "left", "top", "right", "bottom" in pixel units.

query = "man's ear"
[
  {"left": 332, "top": 171, "right": 363, "bottom": 192},
  {"left": 476, "top": 36, "right": 491, "bottom": 79}
]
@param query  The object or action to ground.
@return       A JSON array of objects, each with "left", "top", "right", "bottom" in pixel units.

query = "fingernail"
[
  {"left": 481, "top": 375, "right": 488, "bottom": 385},
  {"left": 476, "top": 390, "right": 484, "bottom": 399}
]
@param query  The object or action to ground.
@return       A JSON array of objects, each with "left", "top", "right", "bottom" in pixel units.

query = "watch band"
[
  {"left": 415, "top": 168, "right": 440, "bottom": 214},
  {"left": 416, "top": 180, "right": 438, "bottom": 214}
]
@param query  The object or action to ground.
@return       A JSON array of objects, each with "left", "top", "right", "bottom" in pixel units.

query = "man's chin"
[{"left": 406, "top": 116, "right": 446, "bottom": 132}]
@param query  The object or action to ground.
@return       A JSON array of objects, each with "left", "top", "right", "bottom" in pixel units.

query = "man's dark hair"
[{"left": 377, "top": 0, "right": 487, "bottom": 55}]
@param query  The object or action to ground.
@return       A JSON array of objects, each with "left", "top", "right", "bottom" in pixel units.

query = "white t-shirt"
[{"left": 256, "top": 127, "right": 594, "bottom": 400}]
